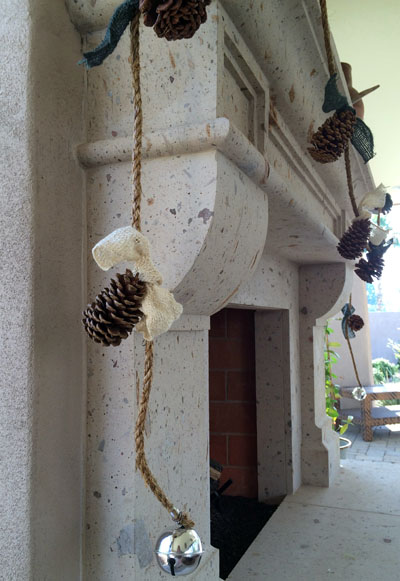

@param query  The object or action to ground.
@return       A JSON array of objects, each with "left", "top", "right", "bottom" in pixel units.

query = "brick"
[
  {"left": 227, "top": 370, "right": 256, "bottom": 401},
  {"left": 209, "top": 370, "right": 226, "bottom": 401},
  {"left": 209, "top": 338, "right": 254, "bottom": 370},
  {"left": 228, "top": 434, "right": 258, "bottom": 467},
  {"left": 210, "top": 434, "right": 227, "bottom": 465},
  {"left": 209, "top": 402, "right": 257, "bottom": 434},
  {"left": 220, "top": 466, "right": 258, "bottom": 498},
  {"left": 226, "top": 308, "right": 255, "bottom": 339},
  {"left": 209, "top": 309, "right": 226, "bottom": 338}
]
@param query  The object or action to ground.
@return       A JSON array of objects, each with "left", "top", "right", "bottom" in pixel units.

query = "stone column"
[
  {"left": 299, "top": 263, "right": 354, "bottom": 486},
  {"left": 0, "top": 1, "right": 85, "bottom": 579},
  {"left": 73, "top": 2, "right": 270, "bottom": 578}
]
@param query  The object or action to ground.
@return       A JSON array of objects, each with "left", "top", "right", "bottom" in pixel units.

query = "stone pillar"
[
  {"left": 85, "top": 315, "right": 222, "bottom": 580},
  {"left": 299, "top": 263, "right": 353, "bottom": 486},
  {"left": 0, "top": 0, "right": 85, "bottom": 579},
  {"left": 73, "top": 2, "right": 269, "bottom": 578},
  {"left": 255, "top": 310, "right": 293, "bottom": 501}
]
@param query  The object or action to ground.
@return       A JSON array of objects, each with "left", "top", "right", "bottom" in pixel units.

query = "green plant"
[
  {"left": 325, "top": 324, "right": 352, "bottom": 435},
  {"left": 372, "top": 358, "right": 398, "bottom": 384},
  {"left": 387, "top": 339, "right": 400, "bottom": 368}
]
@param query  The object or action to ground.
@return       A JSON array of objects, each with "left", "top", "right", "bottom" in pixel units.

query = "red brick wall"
[{"left": 209, "top": 308, "right": 258, "bottom": 498}]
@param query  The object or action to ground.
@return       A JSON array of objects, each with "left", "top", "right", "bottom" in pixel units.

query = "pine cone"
[
  {"left": 348, "top": 314, "right": 364, "bottom": 332},
  {"left": 308, "top": 109, "right": 356, "bottom": 163},
  {"left": 140, "top": 0, "right": 211, "bottom": 41},
  {"left": 139, "top": 0, "right": 160, "bottom": 26},
  {"left": 355, "top": 255, "right": 385, "bottom": 283},
  {"left": 83, "top": 270, "right": 147, "bottom": 347},
  {"left": 337, "top": 219, "right": 371, "bottom": 260}
]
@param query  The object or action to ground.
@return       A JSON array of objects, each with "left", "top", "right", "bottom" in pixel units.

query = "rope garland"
[
  {"left": 320, "top": 0, "right": 335, "bottom": 78},
  {"left": 319, "top": 0, "right": 358, "bottom": 220},
  {"left": 129, "top": 14, "right": 194, "bottom": 530},
  {"left": 344, "top": 146, "right": 359, "bottom": 218},
  {"left": 130, "top": 14, "right": 143, "bottom": 233}
]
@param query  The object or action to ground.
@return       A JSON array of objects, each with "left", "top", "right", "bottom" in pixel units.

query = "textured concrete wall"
[
  {"left": 0, "top": 2, "right": 33, "bottom": 577},
  {"left": 1, "top": 0, "right": 85, "bottom": 579},
  {"left": 30, "top": 1, "right": 85, "bottom": 579}
]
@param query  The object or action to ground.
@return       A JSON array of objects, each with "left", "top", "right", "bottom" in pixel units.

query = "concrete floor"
[{"left": 228, "top": 426, "right": 400, "bottom": 581}]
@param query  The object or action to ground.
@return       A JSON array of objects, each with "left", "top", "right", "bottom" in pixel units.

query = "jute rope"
[
  {"left": 130, "top": 14, "right": 143, "bottom": 233},
  {"left": 344, "top": 146, "right": 359, "bottom": 218},
  {"left": 129, "top": 14, "right": 194, "bottom": 530},
  {"left": 319, "top": 0, "right": 335, "bottom": 78},
  {"left": 319, "top": 0, "right": 358, "bottom": 220}
]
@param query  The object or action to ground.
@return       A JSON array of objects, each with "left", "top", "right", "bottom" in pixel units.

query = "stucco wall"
[
  {"left": 0, "top": 2, "right": 33, "bottom": 577},
  {"left": 0, "top": 1, "right": 85, "bottom": 579}
]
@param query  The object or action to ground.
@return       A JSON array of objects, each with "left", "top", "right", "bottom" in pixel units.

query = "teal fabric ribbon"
[
  {"left": 351, "top": 118, "right": 375, "bottom": 163},
  {"left": 341, "top": 303, "right": 355, "bottom": 339},
  {"left": 322, "top": 74, "right": 349, "bottom": 113},
  {"left": 79, "top": 0, "right": 139, "bottom": 69}
]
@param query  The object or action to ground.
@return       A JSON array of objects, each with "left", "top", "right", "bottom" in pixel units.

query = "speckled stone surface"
[
  {"left": 228, "top": 459, "right": 400, "bottom": 580},
  {"left": 0, "top": 4, "right": 33, "bottom": 579},
  {"left": 234, "top": 253, "right": 302, "bottom": 496},
  {"left": 85, "top": 325, "right": 219, "bottom": 579},
  {"left": 299, "top": 263, "right": 354, "bottom": 486}
]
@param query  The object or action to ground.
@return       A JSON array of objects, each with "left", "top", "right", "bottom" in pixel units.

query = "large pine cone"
[
  {"left": 83, "top": 270, "right": 147, "bottom": 347},
  {"left": 348, "top": 314, "right": 364, "bottom": 332},
  {"left": 308, "top": 108, "right": 356, "bottom": 163},
  {"left": 139, "top": 0, "right": 160, "bottom": 26},
  {"left": 337, "top": 218, "right": 371, "bottom": 260},
  {"left": 355, "top": 255, "right": 385, "bottom": 283},
  {"left": 140, "top": 0, "right": 211, "bottom": 41}
]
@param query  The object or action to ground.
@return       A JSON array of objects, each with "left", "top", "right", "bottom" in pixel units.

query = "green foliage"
[
  {"left": 372, "top": 357, "right": 398, "bottom": 384},
  {"left": 339, "top": 415, "right": 353, "bottom": 435},
  {"left": 387, "top": 339, "right": 400, "bottom": 368},
  {"left": 324, "top": 324, "right": 352, "bottom": 432}
]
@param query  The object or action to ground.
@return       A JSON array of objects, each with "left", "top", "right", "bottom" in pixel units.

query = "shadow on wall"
[{"left": 369, "top": 312, "right": 400, "bottom": 363}]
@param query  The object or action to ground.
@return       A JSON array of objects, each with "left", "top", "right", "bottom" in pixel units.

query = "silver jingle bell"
[
  {"left": 352, "top": 386, "right": 367, "bottom": 401},
  {"left": 155, "top": 527, "right": 203, "bottom": 576}
]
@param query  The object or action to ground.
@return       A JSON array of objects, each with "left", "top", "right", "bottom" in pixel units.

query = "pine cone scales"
[
  {"left": 140, "top": 0, "right": 211, "bottom": 40},
  {"left": 337, "top": 219, "right": 371, "bottom": 260},
  {"left": 83, "top": 270, "right": 146, "bottom": 347},
  {"left": 355, "top": 255, "right": 385, "bottom": 283},
  {"left": 348, "top": 314, "right": 364, "bottom": 332},
  {"left": 308, "top": 109, "right": 356, "bottom": 163}
]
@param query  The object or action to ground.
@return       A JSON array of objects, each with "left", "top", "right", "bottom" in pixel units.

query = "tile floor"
[{"left": 344, "top": 420, "right": 400, "bottom": 463}]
